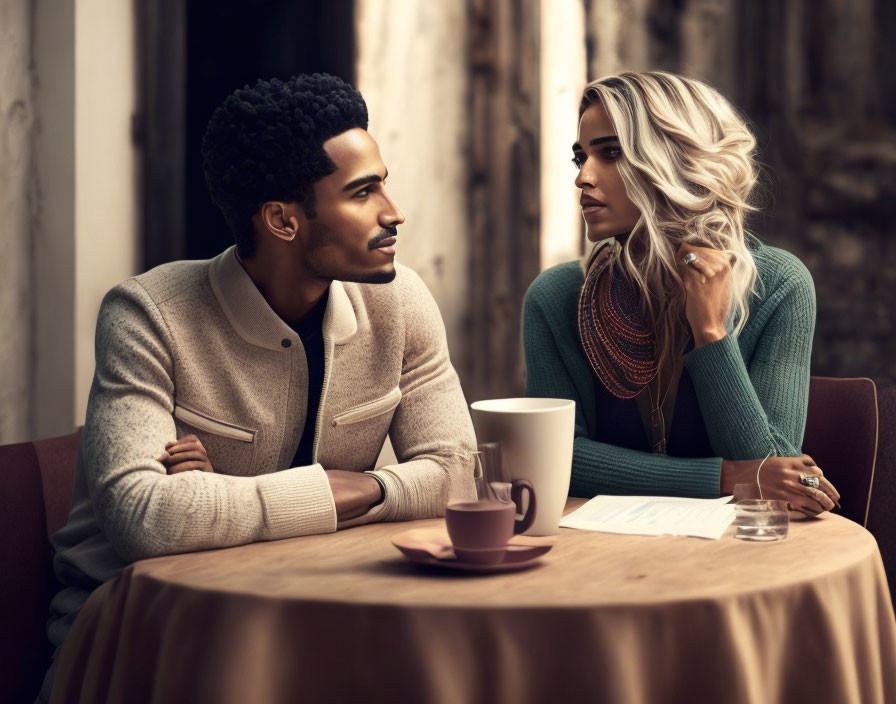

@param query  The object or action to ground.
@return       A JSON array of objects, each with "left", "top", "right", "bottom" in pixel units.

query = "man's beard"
[
  {"left": 349, "top": 268, "right": 397, "bottom": 284},
  {"left": 354, "top": 225, "right": 398, "bottom": 282},
  {"left": 305, "top": 222, "right": 398, "bottom": 284}
]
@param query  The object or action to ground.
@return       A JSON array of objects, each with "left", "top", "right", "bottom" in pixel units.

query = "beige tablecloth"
[{"left": 51, "top": 500, "right": 896, "bottom": 704}]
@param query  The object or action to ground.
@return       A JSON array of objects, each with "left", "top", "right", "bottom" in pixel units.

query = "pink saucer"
[{"left": 391, "top": 527, "right": 553, "bottom": 573}]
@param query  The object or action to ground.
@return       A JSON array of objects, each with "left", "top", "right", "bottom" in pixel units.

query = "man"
[{"left": 43, "top": 73, "right": 476, "bottom": 697}]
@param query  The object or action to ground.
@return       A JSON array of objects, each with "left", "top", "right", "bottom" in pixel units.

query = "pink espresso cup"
[{"left": 445, "top": 479, "right": 536, "bottom": 564}]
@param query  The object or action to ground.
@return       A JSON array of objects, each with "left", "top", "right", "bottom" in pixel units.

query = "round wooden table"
[{"left": 51, "top": 499, "right": 896, "bottom": 704}]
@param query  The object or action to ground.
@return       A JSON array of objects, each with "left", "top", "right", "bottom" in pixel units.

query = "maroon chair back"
[
  {"left": 866, "top": 383, "right": 896, "bottom": 609},
  {"left": 0, "top": 429, "right": 80, "bottom": 704},
  {"left": 803, "top": 377, "right": 878, "bottom": 527}
]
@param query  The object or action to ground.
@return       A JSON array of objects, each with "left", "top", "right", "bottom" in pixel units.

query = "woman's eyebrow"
[{"left": 571, "top": 135, "right": 620, "bottom": 151}]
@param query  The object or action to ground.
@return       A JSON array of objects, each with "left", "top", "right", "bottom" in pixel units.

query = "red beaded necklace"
[{"left": 577, "top": 239, "right": 658, "bottom": 399}]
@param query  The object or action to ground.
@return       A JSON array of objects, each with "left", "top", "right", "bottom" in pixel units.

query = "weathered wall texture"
[
  {"left": 466, "top": 0, "right": 541, "bottom": 402},
  {"left": 585, "top": 0, "right": 651, "bottom": 77},
  {"left": 33, "top": 0, "right": 76, "bottom": 442},
  {"left": 0, "top": 0, "right": 138, "bottom": 443},
  {"left": 73, "top": 0, "right": 140, "bottom": 425},
  {"left": 737, "top": 0, "right": 896, "bottom": 385},
  {"left": 0, "top": 0, "right": 36, "bottom": 443},
  {"left": 356, "top": 0, "right": 470, "bottom": 375},
  {"left": 540, "top": 0, "right": 587, "bottom": 271}
]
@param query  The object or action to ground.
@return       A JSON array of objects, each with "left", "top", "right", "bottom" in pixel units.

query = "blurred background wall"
[
  {"left": 1, "top": 0, "right": 893, "bottom": 444},
  {"left": 0, "top": 0, "right": 35, "bottom": 443},
  {"left": 1, "top": 0, "right": 138, "bottom": 444},
  {"left": 356, "top": 0, "right": 470, "bottom": 372}
]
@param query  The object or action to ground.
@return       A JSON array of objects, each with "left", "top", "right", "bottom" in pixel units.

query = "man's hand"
[
  {"left": 721, "top": 454, "right": 840, "bottom": 517},
  {"left": 676, "top": 242, "right": 732, "bottom": 348},
  {"left": 158, "top": 434, "right": 214, "bottom": 474},
  {"left": 326, "top": 470, "right": 382, "bottom": 522}
]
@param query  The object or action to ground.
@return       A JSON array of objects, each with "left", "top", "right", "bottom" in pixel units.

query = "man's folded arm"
[
  {"left": 363, "top": 271, "right": 476, "bottom": 523},
  {"left": 85, "top": 280, "right": 337, "bottom": 563}
]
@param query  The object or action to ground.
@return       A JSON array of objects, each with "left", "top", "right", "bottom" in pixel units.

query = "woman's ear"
[{"left": 259, "top": 201, "right": 301, "bottom": 242}]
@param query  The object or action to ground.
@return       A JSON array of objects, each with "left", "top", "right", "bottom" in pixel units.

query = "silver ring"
[
  {"left": 682, "top": 252, "right": 698, "bottom": 266},
  {"left": 799, "top": 474, "right": 820, "bottom": 489}
]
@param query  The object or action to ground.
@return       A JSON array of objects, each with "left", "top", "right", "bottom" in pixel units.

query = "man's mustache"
[{"left": 368, "top": 226, "right": 398, "bottom": 250}]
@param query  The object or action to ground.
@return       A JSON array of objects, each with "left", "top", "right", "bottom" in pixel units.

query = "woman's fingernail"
[{"left": 158, "top": 451, "right": 169, "bottom": 461}]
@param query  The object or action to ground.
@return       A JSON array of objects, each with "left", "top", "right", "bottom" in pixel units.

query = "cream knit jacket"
[{"left": 51, "top": 247, "right": 477, "bottom": 592}]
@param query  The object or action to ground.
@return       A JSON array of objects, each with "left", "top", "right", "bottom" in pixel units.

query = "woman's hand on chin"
[
  {"left": 676, "top": 242, "right": 731, "bottom": 347},
  {"left": 721, "top": 454, "right": 841, "bottom": 517}
]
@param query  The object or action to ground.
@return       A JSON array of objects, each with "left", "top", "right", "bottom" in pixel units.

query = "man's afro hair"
[{"left": 201, "top": 73, "right": 368, "bottom": 257}]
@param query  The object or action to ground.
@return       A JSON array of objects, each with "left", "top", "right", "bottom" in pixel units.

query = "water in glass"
[{"left": 735, "top": 499, "right": 789, "bottom": 541}]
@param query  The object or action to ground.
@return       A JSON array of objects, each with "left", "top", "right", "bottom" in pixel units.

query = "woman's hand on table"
[
  {"left": 158, "top": 434, "right": 215, "bottom": 474},
  {"left": 326, "top": 470, "right": 382, "bottom": 522},
  {"left": 721, "top": 454, "right": 841, "bottom": 516},
  {"left": 676, "top": 242, "right": 732, "bottom": 348}
]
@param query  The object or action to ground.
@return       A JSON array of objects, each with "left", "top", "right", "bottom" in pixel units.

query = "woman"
[{"left": 523, "top": 71, "right": 839, "bottom": 515}]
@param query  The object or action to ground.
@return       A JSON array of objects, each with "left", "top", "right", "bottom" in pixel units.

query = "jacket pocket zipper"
[
  {"left": 174, "top": 405, "right": 256, "bottom": 443},
  {"left": 331, "top": 387, "right": 402, "bottom": 427}
]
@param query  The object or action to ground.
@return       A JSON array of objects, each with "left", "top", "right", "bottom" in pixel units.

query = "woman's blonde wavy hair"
[{"left": 580, "top": 71, "right": 760, "bottom": 363}]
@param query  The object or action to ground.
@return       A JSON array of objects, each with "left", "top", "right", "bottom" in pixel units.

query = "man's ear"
[{"left": 259, "top": 201, "right": 301, "bottom": 242}]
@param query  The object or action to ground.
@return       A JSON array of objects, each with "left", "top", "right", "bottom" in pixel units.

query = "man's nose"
[{"left": 381, "top": 190, "right": 405, "bottom": 227}]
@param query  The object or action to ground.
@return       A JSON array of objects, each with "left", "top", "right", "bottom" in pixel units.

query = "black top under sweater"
[{"left": 290, "top": 289, "right": 329, "bottom": 468}]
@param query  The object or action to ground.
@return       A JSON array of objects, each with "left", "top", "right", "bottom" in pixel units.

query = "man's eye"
[
  {"left": 353, "top": 189, "right": 370, "bottom": 198},
  {"left": 571, "top": 153, "right": 586, "bottom": 169}
]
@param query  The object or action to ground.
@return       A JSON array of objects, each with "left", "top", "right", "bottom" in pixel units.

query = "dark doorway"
[{"left": 139, "top": 0, "right": 356, "bottom": 270}]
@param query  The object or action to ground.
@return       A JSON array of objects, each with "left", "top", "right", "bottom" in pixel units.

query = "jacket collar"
[{"left": 209, "top": 247, "right": 358, "bottom": 351}]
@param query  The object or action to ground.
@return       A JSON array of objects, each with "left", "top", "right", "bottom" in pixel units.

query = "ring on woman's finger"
[
  {"left": 799, "top": 473, "right": 820, "bottom": 489},
  {"left": 681, "top": 252, "right": 699, "bottom": 266}
]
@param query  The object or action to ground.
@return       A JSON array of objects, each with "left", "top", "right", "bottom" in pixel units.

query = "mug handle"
[{"left": 510, "top": 479, "right": 536, "bottom": 534}]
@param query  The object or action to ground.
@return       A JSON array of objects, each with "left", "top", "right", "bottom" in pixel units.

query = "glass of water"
[{"left": 734, "top": 499, "right": 789, "bottom": 541}]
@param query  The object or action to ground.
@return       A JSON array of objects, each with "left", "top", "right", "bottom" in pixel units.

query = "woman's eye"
[
  {"left": 571, "top": 153, "right": 586, "bottom": 169},
  {"left": 602, "top": 146, "right": 621, "bottom": 160}
]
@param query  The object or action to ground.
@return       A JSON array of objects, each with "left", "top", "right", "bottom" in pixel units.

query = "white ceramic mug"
[{"left": 470, "top": 398, "right": 575, "bottom": 536}]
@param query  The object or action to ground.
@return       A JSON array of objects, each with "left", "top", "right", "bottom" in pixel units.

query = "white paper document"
[{"left": 559, "top": 494, "right": 736, "bottom": 540}]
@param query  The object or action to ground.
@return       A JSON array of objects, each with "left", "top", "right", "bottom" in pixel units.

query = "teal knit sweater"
[{"left": 523, "top": 244, "right": 816, "bottom": 498}]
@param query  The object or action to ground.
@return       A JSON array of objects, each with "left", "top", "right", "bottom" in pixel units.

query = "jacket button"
[{"left": 281, "top": 339, "right": 292, "bottom": 348}]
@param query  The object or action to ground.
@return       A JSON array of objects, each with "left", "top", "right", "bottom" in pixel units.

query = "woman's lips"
[{"left": 581, "top": 194, "right": 607, "bottom": 218}]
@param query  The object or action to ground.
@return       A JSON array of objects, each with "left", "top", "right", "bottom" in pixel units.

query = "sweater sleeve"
[
  {"left": 682, "top": 256, "right": 816, "bottom": 460},
  {"left": 523, "top": 273, "right": 723, "bottom": 499},
  {"left": 361, "top": 269, "right": 477, "bottom": 523},
  {"left": 84, "top": 280, "right": 336, "bottom": 563}
]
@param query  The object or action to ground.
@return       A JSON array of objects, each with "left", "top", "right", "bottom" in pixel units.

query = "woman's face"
[{"left": 573, "top": 102, "right": 641, "bottom": 241}]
